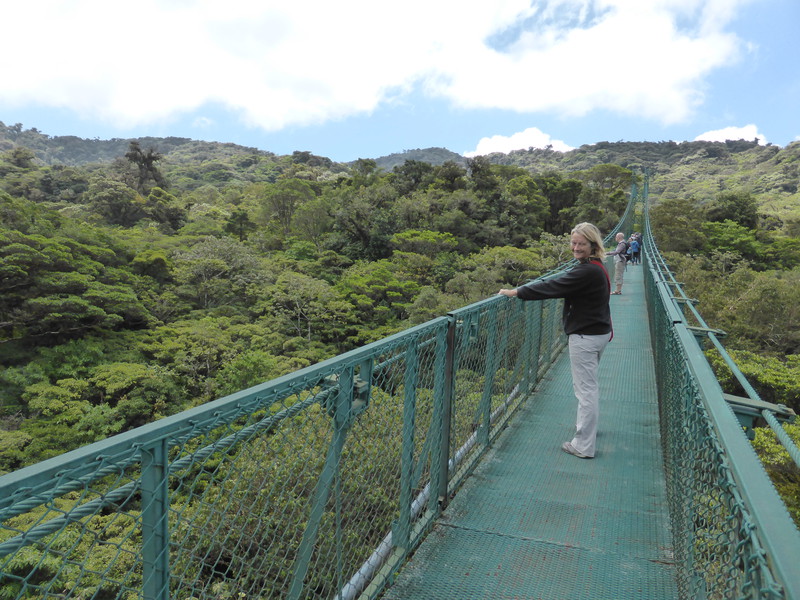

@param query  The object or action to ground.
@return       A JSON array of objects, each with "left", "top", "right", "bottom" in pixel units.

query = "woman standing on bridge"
[
  {"left": 606, "top": 232, "right": 628, "bottom": 294},
  {"left": 498, "top": 222, "right": 612, "bottom": 459}
]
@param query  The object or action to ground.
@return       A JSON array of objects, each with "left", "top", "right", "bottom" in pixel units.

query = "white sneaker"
[{"left": 562, "top": 441, "right": 592, "bottom": 459}]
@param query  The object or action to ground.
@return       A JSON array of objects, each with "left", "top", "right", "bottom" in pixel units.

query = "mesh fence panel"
[
  {"left": 643, "top": 198, "right": 797, "bottom": 599},
  {"left": 1, "top": 291, "right": 570, "bottom": 600},
  {"left": 0, "top": 445, "right": 144, "bottom": 598}
]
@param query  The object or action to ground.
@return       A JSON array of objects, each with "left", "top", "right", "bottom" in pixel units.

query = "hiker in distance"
[{"left": 606, "top": 232, "right": 628, "bottom": 294}]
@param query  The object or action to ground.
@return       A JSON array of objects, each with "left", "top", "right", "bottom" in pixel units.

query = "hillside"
[
  {"left": 3, "top": 121, "right": 799, "bottom": 224},
  {"left": 487, "top": 140, "right": 800, "bottom": 223}
]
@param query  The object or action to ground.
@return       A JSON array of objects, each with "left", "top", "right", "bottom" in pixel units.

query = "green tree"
[
  {"left": 389, "top": 229, "right": 458, "bottom": 257},
  {"left": 711, "top": 350, "right": 800, "bottom": 411},
  {"left": 706, "top": 191, "right": 758, "bottom": 229},
  {"left": 259, "top": 272, "right": 358, "bottom": 349},
  {"left": 131, "top": 248, "right": 172, "bottom": 282},
  {"left": 701, "top": 220, "right": 761, "bottom": 261},
  {"left": 467, "top": 156, "right": 502, "bottom": 204},
  {"left": 406, "top": 286, "right": 462, "bottom": 324},
  {"left": 649, "top": 198, "right": 706, "bottom": 253},
  {"left": 390, "top": 160, "right": 434, "bottom": 196},
  {"left": 444, "top": 265, "right": 500, "bottom": 302},
  {"left": 422, "top": 189, "right": 487, "bottom": 253},
  {"left": 760, "top": 236, "right": 800, "bottom": 270},
  {"left": 88, "top": 362, "right": 180, "bottom": 429},
  {"left": 349, "top": 158, "right": 382, "bottom": 188},
  {"left": 2, "top": 147, "right": 36, "bottom": 169},
  {"left": 291, "top": 195, "right": 334, "bottom": 250},
  {"left": 336, "top": 260, "right": 420, "bottom": 329},
  {"left": 531, "top": 172, "right": 583, "bottom": 233},
  {"left": 173, "top": 236, "right": 262, "bottom": 309},
  {"left": 212, "top": 350, "right": 297, "bottom": 396},
  {"left": 470, "top": 245, "right": 544, "bottom": 288},
  {"left": 142, "top": 317, "right": 244, "bottom": 398},
  {"left": 0, "top": 228, "right": 151, "bottom": 345},
  {"left": 430, "top": 161, "right": 468, "bottom": 193},
  {"left": 144, "top": 187, "right": 186, "bottom": 231},
  {"left": 0, "top": 430, "right": 33, "bottom": 474},
  {"left": 499, "top": 174, "right": 550, "bottom": 244},
  {"left": 256, "top": 179, "right": 315, "bottom": 237},
  {"left": 332, "top": 184, "right": 398, "bottom": 260},
  {"left": 125, "top": 141, "right": 166, "bottom": 194},
  {"left": 570, "top": 164, "right": 631, "bottom": 231},
  {"left": 666, "top": 254, "right": 800, "bottom": 354},
  {"left": 751, "top": 422, "right": 800, "bottom": 527},
  {"left": 35, "top": 164, "right": 90, "bottom": 203},
  {"left": 391, "top": 251, "right": 436, "bottom": 287},
  {"left": 224, "top": 208, "right": 257, "bottom": 241},
  {"left": 86, "top": 176, "right": 144, "bottom": 226}
]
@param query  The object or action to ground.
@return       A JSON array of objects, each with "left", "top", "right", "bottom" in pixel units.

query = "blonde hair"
[{"left": 571, "top": 222, "right": 606, "bottom": 261}]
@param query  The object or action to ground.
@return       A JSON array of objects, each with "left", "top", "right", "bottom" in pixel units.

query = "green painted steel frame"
[
  {"left": 643, "top": 189, "right": 800, "bottom": 600},
  {"left": 0, "top": 272, "right": 573, "bottom": 600}
]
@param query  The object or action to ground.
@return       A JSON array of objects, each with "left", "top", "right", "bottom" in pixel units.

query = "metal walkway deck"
[{"left": 383, "top": 264, "right": 679, "bottom": 599}]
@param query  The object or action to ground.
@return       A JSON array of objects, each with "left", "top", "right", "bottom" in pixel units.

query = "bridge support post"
[
  {"left": 430, "top": 323, "right": 451, "bottom": 513},
  {"left": 436, "top": 317, "right": 456, "bottom": 511},
  {"left": 141, "top": 439, "right": 170, "bottom": 600},
  {"left": 288, "top": 366, "right": 354, "bottom": 600}
]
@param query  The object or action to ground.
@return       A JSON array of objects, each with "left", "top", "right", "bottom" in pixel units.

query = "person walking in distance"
[
  {"left": 498, "top": 222, "right": 612, "bottom": 458},
  {"left": 606, "top": 232, "right": 627, "bottom": 294},
  {"left": 630, "top": 233, "right": 641, "bottom": 265}
]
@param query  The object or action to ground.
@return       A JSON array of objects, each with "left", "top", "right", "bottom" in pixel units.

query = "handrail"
[
  {"left": 0, "top": 267, "right": 570, "bottom": 599},
  {"left": 642, "top": 185, "right": 800, "bottom": 600}
]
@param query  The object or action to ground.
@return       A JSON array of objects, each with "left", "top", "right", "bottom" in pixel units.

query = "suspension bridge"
[{"left": 1, "top": 193, "right": 799, "bottom": 599}]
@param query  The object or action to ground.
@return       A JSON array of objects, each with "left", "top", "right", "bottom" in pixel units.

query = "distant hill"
[
  {"left": 0, "top": 122, "right": 274, "bottom": 166},
  {"left": 371, "top": 147, "right": 467, "bottom": 170},
  {"left": 0, "top": 122, "right": 469, "bottom": 172},
  {"left": 2, "top": 121, "right": 799, "bottom": 221},
  {"left": 486, "top": 139, "right": 800, "bottom": 221}
]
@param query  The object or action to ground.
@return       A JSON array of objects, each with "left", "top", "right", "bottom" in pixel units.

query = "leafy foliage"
[
  {"left": 1, "top": 122, "right": 799, "bottom": 495},
  {"left": 751, "top": 423, "right": 800, "bottom": 527}
]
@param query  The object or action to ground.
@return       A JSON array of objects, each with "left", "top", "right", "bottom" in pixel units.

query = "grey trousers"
[
  {"left": 614, "top": 259, "right": 625, "bottom": 289},
  {"left": 568, "top": 332, "right": 611, "bottom": 457}
]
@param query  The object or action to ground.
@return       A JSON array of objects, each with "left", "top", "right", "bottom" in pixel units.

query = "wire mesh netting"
[
  {"left": 652, "top": 317, "right": 782, "bottom": 598},
  {"left": 1, "top": 287, "right": 569, "bottom": 599},
  {"left": 0, "top": 447, "right": 144, "bottom": 598},
  {"left": 644, "top": 194, "right": 799, "bottom": 599}
]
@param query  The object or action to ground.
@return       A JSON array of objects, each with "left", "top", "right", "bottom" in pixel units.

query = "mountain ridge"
[{"left": 2, "top": 120, "right": 799, "bottom": 223}]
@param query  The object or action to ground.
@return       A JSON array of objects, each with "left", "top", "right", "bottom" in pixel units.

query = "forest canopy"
[{"left": 1, "top": 122, "right": 799, "bottom": 477}]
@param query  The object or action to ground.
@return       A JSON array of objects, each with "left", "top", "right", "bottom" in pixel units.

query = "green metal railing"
[
  {"left": 0, "top": 267, "right": 570, "bottom": 599},
  {"left": 643, "top": 195, "right": 800, "bottom": 600}
]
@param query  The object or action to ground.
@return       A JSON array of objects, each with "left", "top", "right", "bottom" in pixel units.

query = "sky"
[{"left": 1, "top": 0, "right": 798, "bottom": 163}]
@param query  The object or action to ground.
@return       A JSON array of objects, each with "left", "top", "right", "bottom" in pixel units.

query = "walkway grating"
[{"left": 382, "top": 264, "right": 679, "bottom": 600}]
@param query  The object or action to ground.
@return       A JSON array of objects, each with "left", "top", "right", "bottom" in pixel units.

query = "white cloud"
[
  {"left": 192, "top": 117, "right": 215, "bottom": 129},
  {"left": 0, "top": 0, "right": 755, "bottom": 132},
  {"left": 694, "top": 124, "right": 766, "bottom": 144},
  {"left": 464, "top": 127, "right": 573, "bottom": 156}
]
